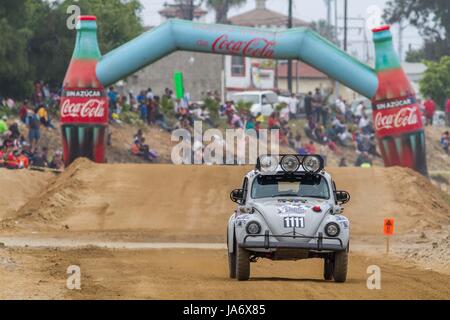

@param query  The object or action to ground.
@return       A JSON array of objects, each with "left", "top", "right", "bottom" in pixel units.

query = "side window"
[
  {"left": 242, "top": 178, "right": 249, "bottom": 204},
  {"left": 332, "top": 181, "right": 337, "bottom": 205}
]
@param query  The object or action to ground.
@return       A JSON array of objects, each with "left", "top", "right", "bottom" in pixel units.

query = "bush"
[
  {"left": 119, "top": 111, "right": 145, "bottom": 127},
  {"left": 235, "top": 100, "right": 252, "bottom": 115},
  {"left": 203, "top": 97, "right": 220, "bottom": 120},
  {"left": 161, "top": 96, "right": 175, "bottom": 118}
]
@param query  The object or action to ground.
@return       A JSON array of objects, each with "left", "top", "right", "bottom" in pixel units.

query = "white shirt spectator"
[
  {"left": 336, "top": 98, "right": 346, "bottom": 115},
  {"left": 280, "top": 106, "right": 290, "bottom": 122},
  {"left": 359, "top": 116, "right": 369, "bottom": 129},
  {"left": 355, "top": 103, "right": 365, "bottom": 117},
  {"left": 288, "top": 96, "right": 299, "bottom": 114}
]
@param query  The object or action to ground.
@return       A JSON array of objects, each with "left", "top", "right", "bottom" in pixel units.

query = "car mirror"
[
  {"left": 230, "top": 189, "right": 245, "bottom": 204},
  {"left": 336, "top": 191, "right": 350, "bottom": 205}
]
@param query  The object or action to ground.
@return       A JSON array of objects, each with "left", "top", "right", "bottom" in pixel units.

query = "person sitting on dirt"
[
  {"left": 355, "top": 152, "right": 372, "bottom": 167},
  {"left": 30, "top": 148, "right": 48, "bottom": 168},
  {"left": 134, "top": 129, "right": 145, "bottom": 145},
  {"left": 339, "top": 157, "right": 348, "bottom": 167},
  {"left": 49, "top": 150, "right": 64, "bottom": 170},
  {"left": 255, "top": 112, "right": 265, "bottom": 125},
  {"left": 314, "top": 125, "right": 327, "bottom": 144},
  {"left": 5, "top": 149, "right": 28, "bottom": 170},
  {"left": 231, "top": 112, "right": 243, "bottom": 129},
  {"left": 304, "top": 140, "right": 317, "bottom": 155},
  {"left": 441, "top": 131, "right": 449, "bottom": 154}
]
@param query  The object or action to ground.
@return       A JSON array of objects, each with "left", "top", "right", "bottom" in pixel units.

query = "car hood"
[{"left": 252, "top": 198, "right": 331, "bottom": 243}]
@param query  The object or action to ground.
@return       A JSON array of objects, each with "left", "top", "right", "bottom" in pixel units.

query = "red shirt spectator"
[
  {"left": 423, "top": 99, "right": 436, "bottom": 118},
  {"left": 305, "top": 141, "right": 317, "bottom": 154},
  {"left": 446, "top": 98, "right": 450, "bottom": 113}
]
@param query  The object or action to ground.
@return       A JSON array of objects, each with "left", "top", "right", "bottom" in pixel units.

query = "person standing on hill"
[
  {"left": 25, "top": 110, "right": 41, "bottom": 153},
  {"left": 446, "top": 97, "right": 450, "bottom": 127},
  {"left": 312, "top": 88, "right": 323, "bottom": 124},
  {"left": 304, "top": 91, "right": 313, "bottom": 119},
  {"left": 288, "top": 93, "right": 298, "bottom": 120},
  {"left": 423, "top": 97, "right": 436, "bottom": 126}
]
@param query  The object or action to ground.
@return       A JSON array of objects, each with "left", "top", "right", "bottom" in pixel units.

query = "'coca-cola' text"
[
  {"left": 60, "top": 97, "right": 108, "bottom": 125},
  {"left": 373, "top": 104, "right": 423, "bottom": 137},
  {"left": 211, "top": 34, "right": 276, "bottom": 58}
]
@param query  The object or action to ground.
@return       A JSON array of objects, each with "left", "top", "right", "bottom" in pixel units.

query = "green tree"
[
  {"left": 419, "top": 56, "right": 450, "bottom": 109},
  {"left": 0, "top": 0, "right": 144, "bottom": 98},
  {"left": 0, "top": 0, "right": 33, "bottom": 97},
  {"left": 405, "top": 47, "right": 424, "bottom": 63},
  {"left": 384, "top": 0, "right": 450, "bottom": 61},
  {"left": 205, "top": 0, "right": 247, "bottom": 23}
]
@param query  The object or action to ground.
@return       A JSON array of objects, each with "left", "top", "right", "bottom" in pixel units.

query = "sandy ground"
[
  {"left": 0, "top": 160, "right": 449, "bottom": 299},
  {"left": 1, "top": 247, "right": 449, "bottom": 300}
]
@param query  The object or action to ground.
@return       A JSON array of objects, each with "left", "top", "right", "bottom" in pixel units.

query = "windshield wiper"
[{"left": 273, "top": 193, "right": 299, "bottom": 197}]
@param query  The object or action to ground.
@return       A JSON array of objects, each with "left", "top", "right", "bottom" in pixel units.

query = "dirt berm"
[{"left": 3, "top": 158, "right": 449, "bottom": 240}]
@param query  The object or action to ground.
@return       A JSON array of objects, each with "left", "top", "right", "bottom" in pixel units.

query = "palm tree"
[{"left": 205, "top": 0, "right": 247, "bottom": 24}]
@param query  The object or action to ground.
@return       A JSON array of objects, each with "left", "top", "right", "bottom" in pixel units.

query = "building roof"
[
  {"left": 277, "top": 61, "right": 328, "bottom": 79},
  {"left": 159, "top": 5, "right": 207, "bottom": 19},
  {"left": 229, "top": 0, "right": 309, "bottom": 28}
]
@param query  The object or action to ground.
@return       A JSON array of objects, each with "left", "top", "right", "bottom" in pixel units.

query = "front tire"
[
  {"left": 228, "top": 234, "right": 236, "bottom": 279},
  {"left": 333, "top": 250, "right": 348, "bottom": 283},
  {"left": 236, "top": 246, "right": 250, "bottom": 281},
  {"left": 323, "top": 257, "right": 334, "bottom": 281}
]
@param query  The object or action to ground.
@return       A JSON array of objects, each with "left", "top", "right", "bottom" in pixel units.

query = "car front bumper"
[{"left": 241, "top": 232, "right": 345, "bottom": 252}]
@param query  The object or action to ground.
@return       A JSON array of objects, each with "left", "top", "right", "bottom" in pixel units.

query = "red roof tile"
[{"left": 277, "top": 61, "right": 328, "bottom": 79}]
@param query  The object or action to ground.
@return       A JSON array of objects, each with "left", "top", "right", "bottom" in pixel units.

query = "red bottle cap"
[
  {"left": 78, "top": 15, "right": 97, "bottom": 21},
  {"left": 372, "top": 25, "right": 390, "bottom": 33}
]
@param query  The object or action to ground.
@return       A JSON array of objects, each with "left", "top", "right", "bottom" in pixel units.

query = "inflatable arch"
[
  {"left": 61, "top": 16, "right": 427, "bottom": 176},
  {"left": 96, "top": 19, "right": 378, "bottom": 98}
]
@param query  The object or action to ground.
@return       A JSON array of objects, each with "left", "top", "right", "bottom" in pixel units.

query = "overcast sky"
[{"left": 140, "top": 0, "right": 423, "bottom": 62}]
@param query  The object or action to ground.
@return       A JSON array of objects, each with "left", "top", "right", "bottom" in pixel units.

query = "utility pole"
[
  {"left": 187, "top": 0, "right": 194, "bottom": 21},
  {"left": 334, "top": 0, "right": 338, "bottom": 45},
  {"left": 344, "top": 0, "right": 348, "bottom": 51},
  {"left": 398, "top": 19, "right": 405, "bottom": 62},
  {"left": 287, "top": 0, "right": 293, "bottom": 93}
]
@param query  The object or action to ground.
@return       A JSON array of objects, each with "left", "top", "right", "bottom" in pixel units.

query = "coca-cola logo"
[
  {"left": 61, "top": 98, "right": 106, "bottom": 119},
  {"left": 211, "top": 34, "right": 276, "bottom": 58},
  {"left": 374, "top": 106, "right": 419, "bottom": 131}
]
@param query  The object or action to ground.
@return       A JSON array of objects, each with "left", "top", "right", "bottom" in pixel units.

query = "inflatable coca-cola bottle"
[
  {"left": 371, "top": 25, "right": 428, "bottom": 176},
  {"left": 60, "top": 16, "right": 108, "bottom": 166}
]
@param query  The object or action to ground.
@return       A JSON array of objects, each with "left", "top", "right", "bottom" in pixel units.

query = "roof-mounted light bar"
[{"left": 256, "top": 154, "right": 325, "bottom": 174}]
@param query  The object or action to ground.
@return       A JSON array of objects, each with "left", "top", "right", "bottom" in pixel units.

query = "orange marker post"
[{"left": 384, "top": 218, "right": 394, "bottom": 254}]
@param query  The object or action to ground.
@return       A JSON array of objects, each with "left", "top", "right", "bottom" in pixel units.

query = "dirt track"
[
  {"left": 1, "top": 247, "right": 449, "bottom": 300},
  {"left": 0, "top": 160, "right": 449, "bottom": 299}
]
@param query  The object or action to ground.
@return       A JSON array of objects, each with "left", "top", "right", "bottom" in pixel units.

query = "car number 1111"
[{"left": 284, "top": 216, "right": 305, "bottom": 228}]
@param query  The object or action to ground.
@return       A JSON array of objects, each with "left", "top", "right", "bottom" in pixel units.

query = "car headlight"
[
  {"left": 259, "top": 155, "right": 279, "bottom": 172},
  {"left": 280, "top": 155, "right": 300, "bottom": 173},
  {"left": 246, "top": 221, "right": 261, "bottom": 235},
  {"left": 325, "top": 223, "right": 340, "bottom": 237},
  {"left": 302, "top": 155, "right": 323, "bottom": 173}
]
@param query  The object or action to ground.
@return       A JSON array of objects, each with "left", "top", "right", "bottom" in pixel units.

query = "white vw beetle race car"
[{"left": 227, "top": 154, "right": 351, "bottom": 282}]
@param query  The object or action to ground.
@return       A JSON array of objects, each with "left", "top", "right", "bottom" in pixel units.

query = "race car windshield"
[{"left": 251, "top": 174, "right": 330, "bottom": 200}]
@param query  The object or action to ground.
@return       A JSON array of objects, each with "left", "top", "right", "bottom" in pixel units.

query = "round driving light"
[
  {"left": 281, "top": 155, "right": 300, "bottom": 172},
  {"left": 325, "top": 223, "right": 340, "bottom": 237},
  {"left": 246, "top": 221, "right": 261, "bottom": 235},
  {"left": 259, "top": 155, "right": 279, "bottom": 172},
  {"left": 302, "top": 155, "right": 322, "bottom": 173}
]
